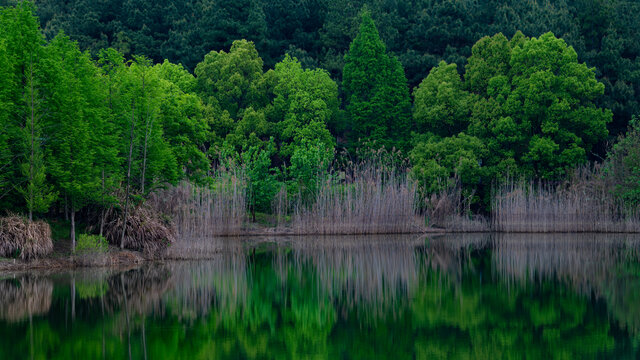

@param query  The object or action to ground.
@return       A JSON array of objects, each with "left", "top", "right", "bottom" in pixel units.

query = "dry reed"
[
  {"left": 152, "top": 167, "right": 247, "bottom": 238},
  {"left": 424, "top": 185, "right": 490, "bottom": 232},
  {"left": 492, "top": 167, "right": 640, "bottom": 232},
  {"left": 0, "top": 216, "right": 53, "bottom": 260},
  {"left": 284, "top": 161, "right": 424, "bottom": 234}
]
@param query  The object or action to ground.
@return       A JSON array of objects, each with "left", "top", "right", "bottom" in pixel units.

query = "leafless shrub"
[{"left": 0, "top": 215, "right": 53, "bottom": 260}]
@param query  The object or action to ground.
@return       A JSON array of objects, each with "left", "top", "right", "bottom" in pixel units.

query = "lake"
[{"left": 1, "top": 233, "right": 640, "bottom": 359}]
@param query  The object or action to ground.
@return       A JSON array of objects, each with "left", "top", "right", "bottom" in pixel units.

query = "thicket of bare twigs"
[{"left": 0, "top": 216, "right": 53, "bottom": 259}]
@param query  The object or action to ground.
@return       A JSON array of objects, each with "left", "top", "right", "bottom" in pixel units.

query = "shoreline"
[{"left": 4, "top": 229, "right": 640, "bottom": 272}]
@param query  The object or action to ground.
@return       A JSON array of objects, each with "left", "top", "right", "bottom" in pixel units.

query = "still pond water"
[{"left": 1, "top": 234, "right": 640, "bottom": 359}]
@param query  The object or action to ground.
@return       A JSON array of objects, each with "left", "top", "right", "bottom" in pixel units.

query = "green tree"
[
  {"left": 413, "top": 60, "right": 475, "bottom": 137},
  {"left": 43, "top": 33, "right": 105, "bottom": 248},
  {"left": 410, "top": 133, "right": 487, "bottom": 195},
  {"left": 0, "top": 1, "right": 57, "bottom": 219},
  {"left": 342, "top": 9, "right": 412, "bottom": 152},
  {"left": 242, "top": 139, "right": 280, "bottom": 220},
  {"left": 268, "top": 55, "right": 337, "bottom": 160},
  {"left": 154, "top": 60, "right": 210, "bottom": 183},
  {"left": 605, "top": 115, "right": 640, "bottom": 207},
  {"left": 195, "top": 39, "right": 266, "bottom": 121},
  {"left": 287, "top": 139, "right": 334, "bottom": 204}
]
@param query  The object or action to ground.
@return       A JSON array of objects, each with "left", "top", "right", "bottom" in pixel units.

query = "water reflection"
[{"left": 0, "top": 233, "right": 639, "bottom": 359}]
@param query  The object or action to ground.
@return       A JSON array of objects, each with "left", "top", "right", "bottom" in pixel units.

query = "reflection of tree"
[
  {"left": 492, "top": 233, "right": 640, "bottom": 343},
  {"left": 2, "top": 234, "right": 640, "bottom": 358}
]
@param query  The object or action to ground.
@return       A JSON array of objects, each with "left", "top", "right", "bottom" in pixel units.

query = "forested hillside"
[
  {"left": 0, "top": 1, "right": 638, "bottom": 253},
  {"left": 2, "top": 0, "right": 638, "bottom": 136}
]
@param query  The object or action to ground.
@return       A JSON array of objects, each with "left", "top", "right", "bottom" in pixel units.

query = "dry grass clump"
[
  {"left": 101, "top": 206, "right": 175, "bottom": 255},
  {"left": 0, "top": 216, "right": 53, "bottom": 260},
  {"left": 492, "top": 167, "right": 640, "bottom": 232},
  {"left": 0, "top": 277, "right": 53, "bottom": 322},
  {"left": 424, "top": 185, "right": 489, "bottom": 232},
  {"left": 151, "top": 168, "right": 247, "bottom": 238},
  {"left": 284, "top": 161, "right": 424, "bottom": 235}
]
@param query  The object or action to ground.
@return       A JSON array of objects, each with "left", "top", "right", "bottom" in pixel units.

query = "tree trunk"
[
  {"left": 70, "top": 208, "right": 76, "bottom": 252},
  {"left": 28, "top": 56, "right": 35, "bottom": 223},
  {"left": 120, "top": 100, "right": 135, "bottom": 249}
]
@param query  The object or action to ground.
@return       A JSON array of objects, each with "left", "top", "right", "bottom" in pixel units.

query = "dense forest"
[
  {"left": 0, "top": 1, "right": 639, "bottom": 253},
  {"left": 3, "top": 0, "right": 638, "bottom": 137}
]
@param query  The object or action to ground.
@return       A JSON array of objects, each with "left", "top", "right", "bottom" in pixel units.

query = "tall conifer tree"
[{"left": 342, "top": 9, "right": 411, "bottom": 151}]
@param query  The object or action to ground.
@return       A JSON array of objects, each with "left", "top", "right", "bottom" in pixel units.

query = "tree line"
[
  {"left": 0, "top": 2, "right": 634, "bottom": 247},
  {"left": 2, "top": 0, "right": 637, "bottom": 137}
]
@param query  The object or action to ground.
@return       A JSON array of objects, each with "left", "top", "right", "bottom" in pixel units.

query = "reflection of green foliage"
[
  {"left": 76, "top": 281, "right": 108, "bottom": 299},
  {"left": 0, "top": 247, "right": 636, "bottom": 359}
]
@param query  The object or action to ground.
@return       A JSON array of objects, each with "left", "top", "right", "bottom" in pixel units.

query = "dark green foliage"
[
  {"left": 342, "top": 10, "right": 411, "bottom": 151},
  {"left": 605, "top": 116, "right": 640, "bottom": 207},
  {"left": 242, "top": 140, "right": 281, "bottom": 217}
]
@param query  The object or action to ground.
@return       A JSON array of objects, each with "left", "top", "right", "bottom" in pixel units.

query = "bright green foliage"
[
  {"left": 0, "top": 2, "right": 57, "bottom": 218},
  {"left": 287, "top": 139, "right": 334, "bottom": 203},
  {"left": 75, "top": 234, "right": 109, "bottom": 254},
  {"left": 195, "top": 40, "right": 266, "bottom": 121},
  {"left": 410, "top": 133, "right": 487, "bottom": 194},
  {"left": 342, "top": 10, "right": 412, "bottom": 152},
  {"left": 242, "top": 139, "right": 281, "bottom": 216},
  {"left": 268, "top": 55, "right": 337, "bottom": 159},
  {"left": 95, "top": 48, "right": 126, "bottom": 209},
  {"left": 413, "top": 61, "right": 475, "bottom": 137},
  {"left": 0, "top": 40, "right": 13, "bottom": 202},
  {"left": 464, "top": 33, "right": 512, "bottom": 96},
  {"left": 502, "top": 32, "right": 611, "bottom": 178},
  {"left": 412, "top": 31, "right": 612, "bottom": 198},
  {"left": 43, "top": 33, "right": 105, "bottom": 215},
  {"left": 117, "top": 56, "right": 180, "bottom": 194},
  {"left": 606, "top": 116, "right": 640, "bottom": 207},
  {"left": 154, "top": 60, "right": 211, "bottom": 183}
]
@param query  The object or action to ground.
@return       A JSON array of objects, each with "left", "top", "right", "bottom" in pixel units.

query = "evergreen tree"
[{"left": 342, "top": 9, "right": 411, "bottom": 151}]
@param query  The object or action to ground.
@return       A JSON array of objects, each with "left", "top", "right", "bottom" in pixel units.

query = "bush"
[{"left": 75, "top": 234, "right": 108, "bottom": 254}]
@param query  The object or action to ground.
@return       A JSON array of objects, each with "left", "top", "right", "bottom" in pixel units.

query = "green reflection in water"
[{"left": 1, "top": 234, "right": 640, "bottom": 359}]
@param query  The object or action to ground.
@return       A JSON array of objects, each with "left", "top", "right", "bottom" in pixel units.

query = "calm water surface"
[{"left": 1, "top": 234, "right": 640, "bottom": 359}]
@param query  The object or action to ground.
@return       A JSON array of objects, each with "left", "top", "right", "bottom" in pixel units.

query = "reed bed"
[
  {"left": 152, "top": 169, "right": 247, "bottom": 238},
  {"left": 424, "top": 186, "right": 490, "bottom": 232},
  {"left": 285, "top": 162, "right": 423, "bottom": 235},
  {"left": 492, "top": 170, "right": 640, "bottom": 232},
  {"left": 0, "top": 216, "right": 53, "bottom": 260}
]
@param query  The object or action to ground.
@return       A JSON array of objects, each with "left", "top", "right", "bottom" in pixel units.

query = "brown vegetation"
[
  {"left": 424, "top": 185, "right": 490, "bottom": 232},
  {"left": 100, "top": 206, "right": 175, "bottom": 256},
  {"left": 492, "top": 167, "right": 640, "bottom": 232},
  {"left": 283, "top": 162, "right": 424, "bottom": 235},
  {"left": 152, "top": 170, "right": 247, "bottom": 238},
  {"left": 0, "top": 276, "right": 53, "bottom": 322},
  {"left": 0, "top": 216, "right": 53, "bottom": 260}
]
